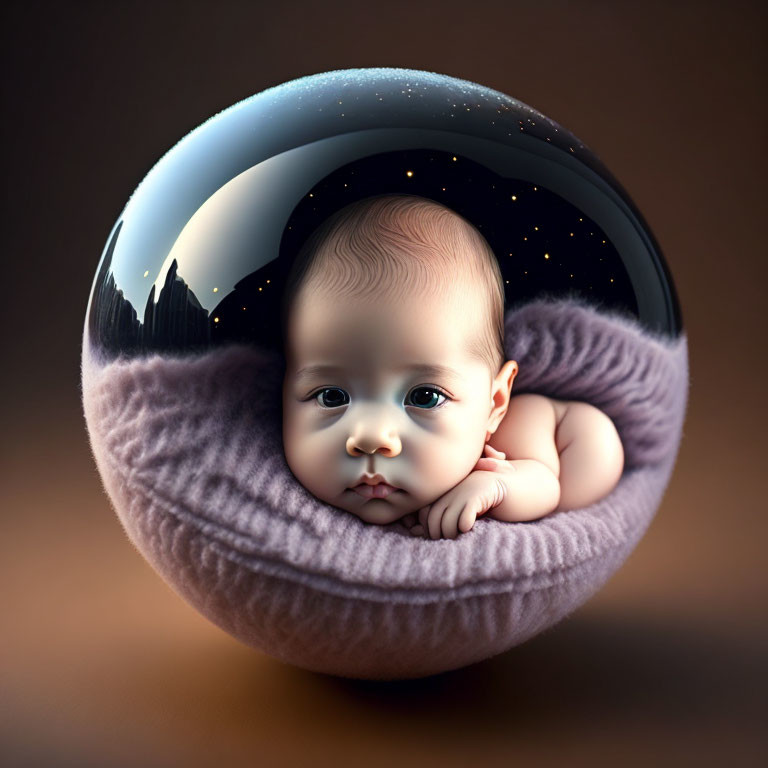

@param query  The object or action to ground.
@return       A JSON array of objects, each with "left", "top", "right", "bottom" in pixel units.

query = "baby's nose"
[{"left": 346, "top": 428, "right": 402, "bottom": 458}]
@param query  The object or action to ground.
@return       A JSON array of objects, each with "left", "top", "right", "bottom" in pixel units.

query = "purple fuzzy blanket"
[{"left": 82, "top": 298, "right": 689, "bottom": 679}]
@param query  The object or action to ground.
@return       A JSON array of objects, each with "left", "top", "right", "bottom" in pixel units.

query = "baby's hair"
[{"left": 281, "top": 194, "right": 506, "bottom": 374}]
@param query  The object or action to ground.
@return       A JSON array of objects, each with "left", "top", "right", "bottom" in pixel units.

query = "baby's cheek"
[
  {"left": 287, "top": 425, "right": 345, "bottom": 498},
  {"left": 417, "top": 436, "right": 478, "bottom": 492},
  {"left": 282, "top": 412, "right": 317, "bottom": 473}
]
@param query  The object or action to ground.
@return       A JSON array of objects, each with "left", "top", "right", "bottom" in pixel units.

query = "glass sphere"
[{"left": 86, "top": 67, "right": 682, "bottom": 361}]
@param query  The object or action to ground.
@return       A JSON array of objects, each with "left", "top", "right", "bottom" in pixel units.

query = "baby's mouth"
[{"left": 350, "top": 483, "right": 399, "bottom": 500}]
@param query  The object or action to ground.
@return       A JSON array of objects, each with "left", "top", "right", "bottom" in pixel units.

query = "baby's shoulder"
[
  {"left": 491, "top": 393, "right": 561, "bottom": 475},
  {"left": 508, "top": 393, "right": 569, "bottom": 427}
]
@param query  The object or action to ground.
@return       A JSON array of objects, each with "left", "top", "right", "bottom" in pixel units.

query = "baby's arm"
[
  {"left": 483, "top": 393, "right": 562, "bottom": 523},
  {"left": 486, "top": 394, "right": 624, "bottom": 522},
  {"left": 411, "top": 396, "right": 561, "bottom": 539},
  {"left": 410, "top": 394, "right": 625, "bottom": 538}
]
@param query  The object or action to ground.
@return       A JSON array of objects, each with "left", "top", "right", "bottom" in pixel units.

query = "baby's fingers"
[
  {"left": 458, "top": 505, "right": 478, "bottom": 533},
  {"left": 440, "top": 504, "right": 465, "bottom": 540},
  {"left": 427, "top": 505, "right": 446, "bottom": 540},
  {"left": 474, "top": 457, "right": 508, "bottom": 473}
]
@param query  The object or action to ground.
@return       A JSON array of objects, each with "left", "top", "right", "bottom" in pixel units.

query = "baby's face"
[{"left": 282, "top": 283, "right": 497, "bottom": 525}]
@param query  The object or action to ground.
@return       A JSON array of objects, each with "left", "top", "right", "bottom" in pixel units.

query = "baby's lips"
[{"left": 350, "top": 482, "right": 399, "bottom": 499}]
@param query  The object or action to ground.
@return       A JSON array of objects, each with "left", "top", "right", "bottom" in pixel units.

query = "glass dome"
[{"left": 86, "top": 67, "right": 682, "bottom": 361}]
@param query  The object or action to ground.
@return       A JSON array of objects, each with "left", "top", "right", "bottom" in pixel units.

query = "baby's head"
[{"left": 280, "top": 194, "right": 518, "bottom": 524}]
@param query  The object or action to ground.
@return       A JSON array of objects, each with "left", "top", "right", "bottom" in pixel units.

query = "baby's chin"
[{"left": 336, "top": 491, "right": 411, "bottom": 525}]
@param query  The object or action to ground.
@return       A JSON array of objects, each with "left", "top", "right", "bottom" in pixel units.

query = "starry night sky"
[
  {"left": 89, "top": 68, "right": 679, "bottom": 360},
  {"left": 213, "top": 148, "right": 635, "bottom": 353}
]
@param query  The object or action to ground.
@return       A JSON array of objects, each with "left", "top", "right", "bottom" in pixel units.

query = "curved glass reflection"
[{"left": 87, "top": 68, "right": 682, "bottom": 361}]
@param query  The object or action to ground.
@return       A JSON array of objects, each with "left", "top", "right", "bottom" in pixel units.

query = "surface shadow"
[{"left": 308, "top": 610, "right": 767, "bottom": 734}]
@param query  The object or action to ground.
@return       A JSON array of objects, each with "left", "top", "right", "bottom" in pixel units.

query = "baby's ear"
[
  {"left": 487, "top": 364, "right": 515, "bottom": 436},
  {"left": 495, "top": 360, "right": 519, "bottom": 395}
]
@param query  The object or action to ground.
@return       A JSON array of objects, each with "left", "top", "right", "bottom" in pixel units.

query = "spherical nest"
[
  {"left": 82, "top": 67, "right": 688, "bottom": 678},
  {"left": 82, "top": 296, "right": 688, "bottom": 679}
]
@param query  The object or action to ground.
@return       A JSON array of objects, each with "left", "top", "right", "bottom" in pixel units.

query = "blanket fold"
[{"left": 82, "top": 297, "right": 688, "bottom": 679}]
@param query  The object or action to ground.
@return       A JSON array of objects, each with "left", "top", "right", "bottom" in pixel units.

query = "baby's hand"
[
  {"left": 474, "top": 443, "right": 512, "bottom": 473},
  {"left": 412, "top": 470, "right": 506, "bottom": 540},
  {"left": 401, "top": 512, "right": 421, "bottom": 534}
]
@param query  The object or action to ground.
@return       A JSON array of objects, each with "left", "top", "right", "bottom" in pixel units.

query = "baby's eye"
[
  {"left": 314, "top": 387, "right": 350, "bottom": 409},
  {"left": 406, "top": 387, "right": 448, "bottom": 410}
]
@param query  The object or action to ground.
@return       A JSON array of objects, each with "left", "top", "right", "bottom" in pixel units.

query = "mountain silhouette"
[
  {"left": 141, "top": 259, "right": 210, "bottom": 351},
  {"left": 89, "top": 256, "right": 211, "bottom": 355}
]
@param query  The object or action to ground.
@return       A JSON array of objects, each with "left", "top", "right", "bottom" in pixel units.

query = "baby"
[{"left": 280, "top": 194, "right": 624, "bottom": 539}]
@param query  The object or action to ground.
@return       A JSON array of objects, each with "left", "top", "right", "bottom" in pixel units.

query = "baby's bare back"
[{"left": 488, "top": 393, "right": 624, "bottom": 513}]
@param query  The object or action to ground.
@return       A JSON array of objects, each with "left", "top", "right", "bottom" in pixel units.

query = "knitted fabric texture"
[{"left": 82, "top": 298, "right": 689, "bottom": 679}]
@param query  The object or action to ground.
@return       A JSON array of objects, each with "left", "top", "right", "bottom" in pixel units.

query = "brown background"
[{"left": 2, "top": 1, "right": 766, "bottom": 766}]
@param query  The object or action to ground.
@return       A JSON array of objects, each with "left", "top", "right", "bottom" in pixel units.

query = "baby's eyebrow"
[
  {"left": 294, "top": 363, "right": 464, "bottom": 381},
  {"left": 397, "top": 364, "right": 465, "bottom": 381}
]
